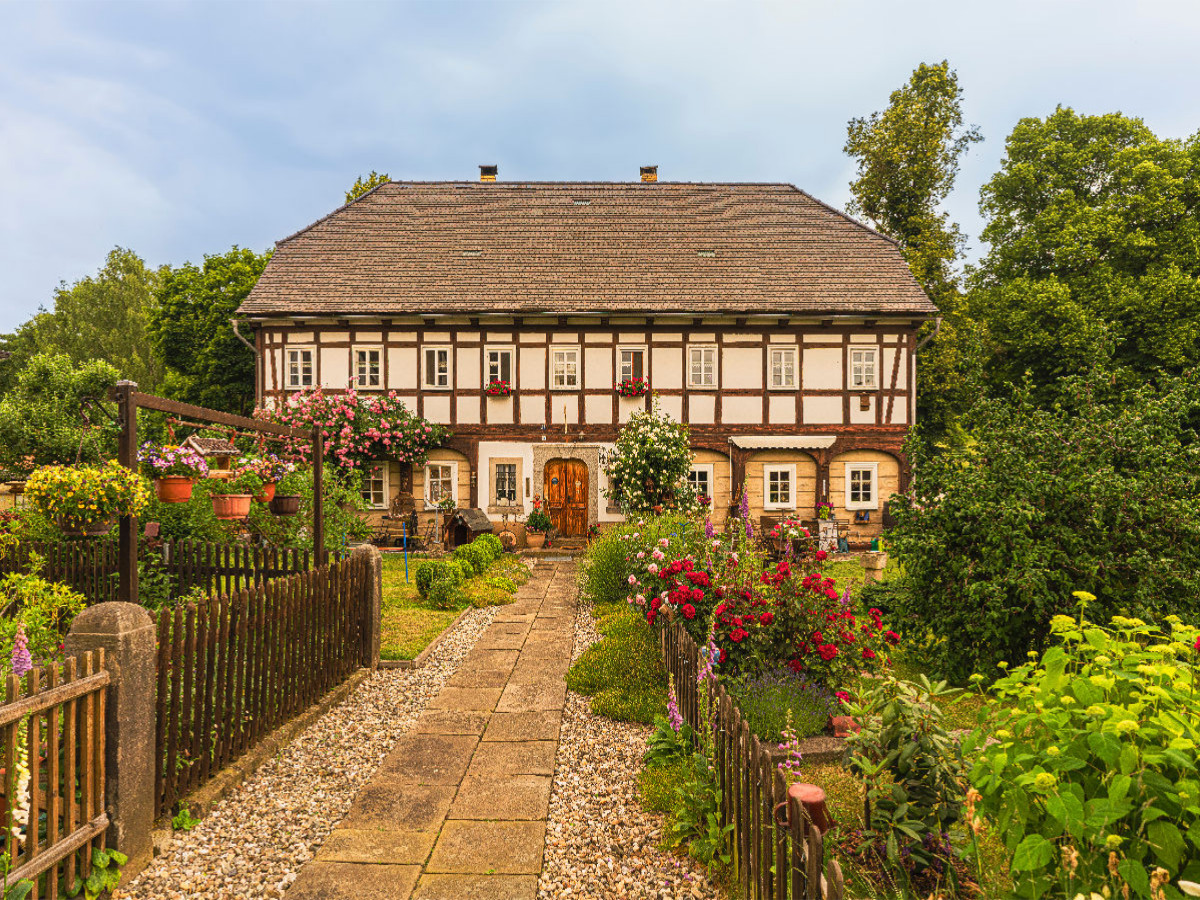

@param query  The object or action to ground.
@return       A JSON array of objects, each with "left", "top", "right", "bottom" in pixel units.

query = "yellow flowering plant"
[{"left": 25, "top": 462, "right": 150, "bottom": 534}]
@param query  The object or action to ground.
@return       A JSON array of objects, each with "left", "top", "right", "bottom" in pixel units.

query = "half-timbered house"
[{"left": 236, "top": 167, "right": 936, "bottom": 546}]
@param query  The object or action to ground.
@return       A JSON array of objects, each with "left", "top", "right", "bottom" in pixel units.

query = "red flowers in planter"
[
  {"left": 614, "top": 377, "right": 650, "bottom": 397},
  {"left": 485, "top": 380, "right": 512, "bottom": 396}
]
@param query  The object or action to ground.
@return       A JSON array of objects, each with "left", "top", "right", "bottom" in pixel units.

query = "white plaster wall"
[
  {"left": 723, "top": 347, "right": 763, "bottom": 389},
  {"left": 804, "top": 347, "right": 843, "bottom": 390},
  {"left": 520, "top": 332, "right": 546, "bottom": 344},
  {"left": 883, "top": 347, "right": 907, "bottom": 389},
  {"left": 890, "top": 403, "right": 908, "bottom": 425},
  {"left": 652, "top": 347, "right": 683, "bottom": 389},
  {"left": 486, "top": 395, "right": 515, "bottom": 424},
  {"left": 457, "top": 348, "right": 481, "bottom": 389},
  {"left": 520, "top": 395, "right": 545, "bottom": 424},
  {"left": 769, "top": 395, "right": 797, "bottom": 425},
  {"left": 356, "top": 331, "right": 382, "bottom": 342},
  {"left": 618, "top": 395, "right": 646, "bottom": 423},
  {"left": 586, "top": 395, "right": 614, "bottom": 424},
  {"left": 478, "top": 441, "right": 536, "bottom": 514},
  {"left": 804, "top": 395, "right": 843, "bottom": 424},
  {"left": 321, "top": 348, "right": 350, "bottom": 389},
  {"left": 520, "top": 347, "right": 546, "bottom": 389},
  {"left": 688, "top": 394, "right": 716, "bottom": 424},
  {"left": 585, "top": 347, "right": 612, "bottom": 388},
  {"left": 458, "top": 396, "right": 481, "bottom": 425},
  {"left": 658, "top": 395, "right": 683, "bottom": 421},
  {"left": 424, "top": 395, "right": 451, "bottom": 424},
  {"left": 388, "top": 347, "right": 418, "bottom": 390},
  {"left": 550, "top": 400, "right": 580, "bottom": 425},
  {"left": 849, "top": 395, "right": 876, "bottom": 424},
  {"left": 722, "top": 395, "right": 761, "bottom": 424}
]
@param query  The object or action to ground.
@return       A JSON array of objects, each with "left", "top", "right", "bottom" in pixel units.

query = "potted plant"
[
  {"left": 269, "top": 469, "right": 305, "bottom": 517},
  {"left": 614, "top": 377, "right": 650, "bottom": 397},
  {"left": 24, "top": 461, "right": 150, "bottom": 537},
  {"left": 817, "top": 500, "right": 835, "bottom": 521},
  {"left": 208, "top": 470, "right": 263, "bottom": 521},
  {"left": 524, "top": 499, "right": 552, "bottom": 550},
  {"left": 484, "top": 380, "right": 512, "bottom": 397},
  {"left": 138, "top": 442, "right": 209, "bottom": 503},
  {"left": 239, "top": 453, "right": 296, "bottom": 504}
]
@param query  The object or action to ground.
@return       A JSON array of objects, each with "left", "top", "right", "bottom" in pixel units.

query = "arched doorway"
[{"left": 544, "top": 458, "right": 588, "bottom": 536}]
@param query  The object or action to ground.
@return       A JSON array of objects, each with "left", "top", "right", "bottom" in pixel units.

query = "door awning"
[{"left": 728, "top": 435, "right": 837, "bottom": 450}]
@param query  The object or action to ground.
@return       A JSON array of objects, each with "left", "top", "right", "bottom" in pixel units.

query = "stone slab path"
[{"left": 286, "top": 560, "right": 576, "bottom": 900}]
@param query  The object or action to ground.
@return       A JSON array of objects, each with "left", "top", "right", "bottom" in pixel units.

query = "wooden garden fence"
[
  {"left": 0, "top": 650, "right": 109, "bottom": 899},
  {"left": 153, "top": 551, "right": 372, "bottom": 818},
  {"left": 661, "top": 621, "right": 845, "bottom": 900},
  {"left": 0, "top": 542, "right": 120, "bottom": 606}
]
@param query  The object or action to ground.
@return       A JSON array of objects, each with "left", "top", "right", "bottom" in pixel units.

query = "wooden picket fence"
[
  {"left": 0, "top": 542, "right": 120, "bottom": 606},
  {"left": 0, "top": 650, "right": 109, "bottom": 899},
  {"left": 661, "top": 622, "right": 845, "bottom": 900},
  {"left": 153, "top": 552, "right": 371, "bottom": 818}
]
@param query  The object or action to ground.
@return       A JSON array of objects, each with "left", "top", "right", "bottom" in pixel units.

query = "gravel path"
[
  {"left": 117, "top": 606, "right": 497, "bottom": 900},
  {"left": 538, "top": 600, "right": 723, "bottom": 899}
]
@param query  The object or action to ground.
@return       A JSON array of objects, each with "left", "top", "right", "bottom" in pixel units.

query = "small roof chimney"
[
  {"left": 479, "top": 164, "right": 498, "bottom": 182},
  {"left": 640, "top": 165, "right": 658, "bottom": 183}
]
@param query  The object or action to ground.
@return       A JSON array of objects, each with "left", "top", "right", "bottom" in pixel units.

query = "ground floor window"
[
  {"left": 688, "top": 464, "right": 713, "bottom": 501},
  {"left": 425, "top": 463, "right": 457, "bottom": 507},
  {"left": 361, "top": 463, "right": 388, "bottom": 509},
  {"left": 846, "top": 462, "right": 878, "bottom": 510},
  {"left": 494, "top": 462, "right": 518, "bottom": 504},
  {"left": 764, "top": 464, "right": 795, "bottom": 509}
]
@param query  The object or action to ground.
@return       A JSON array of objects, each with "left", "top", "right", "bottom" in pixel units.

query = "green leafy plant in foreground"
[
  {"left": 172, "top": 804, "right": 201, "bottom": 831},
  {"left": 967, "top": 594, "right": 1200, "bottom": 899},
  {"left": 66, "top": 847, "right": 127, "bottom": 900}
]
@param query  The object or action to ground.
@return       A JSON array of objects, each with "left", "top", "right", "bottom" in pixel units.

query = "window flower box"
[
  {"left": 614, "top": 377, "right": 649, "bottom": 398},
  {"left": 484, "top": 380, "right": 512, "bottom": 397}
]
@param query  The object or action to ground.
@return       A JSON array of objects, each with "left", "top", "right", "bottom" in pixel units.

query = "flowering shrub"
[
  {"left": 0, "top": 561, "right": 87, "bottom": 673},
  {"left": 614, "top": 377, "right": 650, "bottom": 397},
  {"left": 236, "top": 453, "right": 295, "bottom": 483},
  {"left": 265, "top": 386, "right": 446, "bottom": 470},
  {"left": 26, "top": 462, "right": 150, "bottom": 532},
  {"left": 816, "top": 500, "right": 835, "bottom": 520},
  {"left": 484, "top": 380, "right": 512, "bottom": 397},
  {"left": 137, "top": 443, "right": 209, "bottom": 479},
  {"left": 967, "top": 601, "right": 1200, "bottom": 900},
  {"left": 604, "top": 398, "right": 695, "bottom": 512}
]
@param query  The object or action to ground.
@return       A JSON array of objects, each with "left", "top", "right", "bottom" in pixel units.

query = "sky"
[{"left": 2, "top": 0, "right": 1199, "bottom": 331}]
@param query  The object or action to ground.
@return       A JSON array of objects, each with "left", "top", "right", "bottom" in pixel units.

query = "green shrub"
[
  {"left": 727, "top": 668, "right": 838, "bottom": 743},
  {"left": 414, "top": 560, "right": 439, "bottom": 599},
  {"left": 0, "top": 562, "right": 87, "bottom": 671},
  {"left": 454, "top": 542, "right": 489, "bottom": 576},
  {"left": 967, "top": 604, "right": 1200, "bottom": 899},
  {"left": 426, "top": 575, "right": 460, "bottom": 610},
  {"left": 580, "top": 527, "right": 632, "bottom": 607},
  {"left": 566, "top": 607, "right": 666, "bottom": 723},
  {"left": 475, "top": 533, "right": 503, "bottom": 562}
]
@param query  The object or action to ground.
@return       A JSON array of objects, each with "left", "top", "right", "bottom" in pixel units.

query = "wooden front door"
[{"left": 544, "top": 459, "right": 588, "bottom": 537}]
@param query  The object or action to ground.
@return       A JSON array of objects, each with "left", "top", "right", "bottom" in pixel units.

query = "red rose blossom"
[
  {"left": 862, "top": 648, "right": 876, "bottom": 661},
  {"left": 729, "top": 628, "right": 749, "bottom": 643},
  {"left": 759, "top": 612, "right": 774, "bottom": 625},
  {"left": 818, "top": 644, "right": 838, "bottom": 661},
  {"left": 884, "top": 630, "right": 900, "bottom": 646},
  {"left": 814, "top": 550, "right": 827, "bottom": 561},
  {"left": 682, "top": 604, "right": 696, "bottom": 620},
  {"left": 650, "top": 597, "right": 663, "bottom": 611}
]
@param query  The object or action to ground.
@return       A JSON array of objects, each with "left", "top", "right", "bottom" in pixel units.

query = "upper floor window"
[
  {"left": 551, "top": 347, "right": 580, "bottom": 389},
  {"left": 770, "top": 347, "right": 797, "bottom": 389},
  {"left": 764, "top": 464, "right": 795, "bottom": 510},
  {"left": 486, "top": 347, "right": 514, "bottom": 387},
  {"left": 355, "top": 348, "right": 382, "bottom": 388},
  {"left": 619, "top": 347, "right": 645, "bottom": 381},
  {"left": 850, "top": 347, "right": 878, "bottom": 390},
  {"left": 688, "top": 345, "right": 717, "bottom": 389},
  {"left": 286, "top": 349, "right": 314, "bottom": 389},
  {"left": 361, "top": 463, "right": 388, "bottom": 509},
  {"left": 846, "top": 462, "right": 879, "bottom": 510},
  {"left": 423, "top": 347, "right": 451, "bottom": 389}
]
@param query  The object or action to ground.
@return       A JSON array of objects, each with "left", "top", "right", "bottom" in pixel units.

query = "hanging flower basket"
[
  {"left": 254, "top": 482, "right": 277, "bottom": 504},
  {"left": 211, "top": 494, "right": 252, "bottom": 521},
  {"left": 269, "top": 494, "right": 302, "bottom": 516},
  {"left": 138, "top": 443, "right": 209, "bottom": 504},
  {"left": 155, "top": 476, "right": 196, "bottom": 504},
  {"left": 485, "top": 380, "right": 512, "bottom": 397},
  {"left": 25, "top": 462, "right": 150, "bottom": 538},
  {"left": 57, "top": 517, "right": 116, "bottom": 539},
  {"left": 614, "top": 377, "right": 650, "bottom": 397}
]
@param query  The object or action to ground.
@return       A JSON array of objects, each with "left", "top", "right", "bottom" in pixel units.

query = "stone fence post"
[
  {"left": 65, "top": 602, "right": 156, "bottom": 876},
  {"left": 352, "top": 544, "right": 382, "bottom": 669}
]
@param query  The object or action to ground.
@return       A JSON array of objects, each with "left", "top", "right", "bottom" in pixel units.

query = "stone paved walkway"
[{"left": 286, "top": 560, "right": 577, "bottom": 900}]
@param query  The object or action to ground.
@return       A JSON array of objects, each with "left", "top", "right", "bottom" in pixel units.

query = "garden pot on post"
[
  {"left": 211, "top": 494, "right": 252, "bottom": 521},
  {"left": 155, "top": 476, "right": 195, "bottom": 504}
]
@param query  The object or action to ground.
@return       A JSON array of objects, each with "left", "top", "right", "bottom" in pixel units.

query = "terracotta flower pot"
[
  {"left": 526, "top": 532, "right": 546, "bottom": 549},
  {"left": 254, "top": 482, "right": 277, "bottom": 504},
  {"left": 269, "top": 494, "right": 302, "bottom": 517},
  {"left": 211, "top": 494, "right": 252, "bottom": 521},
  {"left": 155, "top": 476, "right": 195, "bottom": 504}
]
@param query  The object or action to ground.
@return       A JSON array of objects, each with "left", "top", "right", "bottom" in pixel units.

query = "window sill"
[
  {"left": 488, "top": 505, "right": 520, "bottom": 515},
  {"left": 845, "top": 505, "right": 878, "bottom": 513},
  {"left": 687, "top": 385, "right": 718, "bottom": 391},
  {"left": 767, "top": 385, "right": 798, "bottom": 392}
]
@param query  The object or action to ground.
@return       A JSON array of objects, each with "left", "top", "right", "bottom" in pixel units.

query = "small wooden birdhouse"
[{"left": 182, "top": 436, "right": 239, "bottom": 479}]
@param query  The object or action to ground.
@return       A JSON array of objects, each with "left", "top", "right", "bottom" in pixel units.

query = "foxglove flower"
[{"left": 11, "top": 623, "right": 32, "bottom": 677}]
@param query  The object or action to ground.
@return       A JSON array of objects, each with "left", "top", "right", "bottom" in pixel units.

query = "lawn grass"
[{"left": 378, "top": 552, "right": 530, "bottom": 660}]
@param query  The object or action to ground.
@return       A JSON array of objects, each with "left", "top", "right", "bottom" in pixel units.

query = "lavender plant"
[{"left": 728, "top": 667, "right": 838, "bottom": 743}]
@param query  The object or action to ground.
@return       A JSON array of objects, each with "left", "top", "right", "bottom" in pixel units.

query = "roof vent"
[
  {"left": 640, "top": 165, "right": 658, "bottom": 183},
  {"left": 573, "top": 199, "right": 591, "bottom": 206},
  {"left": 479, "top": 164, "right": 498, "bottom": 182},
  {"left": 462, "top": 250, "right": 483, "bottom": 257},
  {"left": 697, "top": 250, "right": 716, "bottom": 258}
]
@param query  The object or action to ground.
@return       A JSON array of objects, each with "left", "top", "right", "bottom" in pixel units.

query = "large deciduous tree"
[
  {"left": 844, "top": 61, "right": 983, "bottom": 439},
  {"left": 148, "top": 246, "right": 271, "bottom": 415},
  {"left": 345, "top": 171, "right": 390, "bottom": 203},
  {"left": 969, "top": 108, "right": 1200, "bottom": 403}
]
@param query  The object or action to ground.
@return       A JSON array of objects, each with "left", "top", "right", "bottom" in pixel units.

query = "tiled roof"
[
  {"left": 238, "top": 182, "right": 936, "bottom": 317},
  {"left": 183, "top": 436, "right": 238, "bottom": 455}
]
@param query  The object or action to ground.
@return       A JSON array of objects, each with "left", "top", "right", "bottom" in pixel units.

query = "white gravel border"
[
  {"left": 117, "top": 606, "right": 497, "bottom": 900},
  {"left": 538, "top": 600, "right": 723, "bottom": 899}
]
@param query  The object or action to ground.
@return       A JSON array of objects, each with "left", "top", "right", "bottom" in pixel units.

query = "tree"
[
  {"left": 604, "top": 397, "right": 695, "bottom": 512},
  {"left": 0, "top": 248, "right": 164, "bottom": 392},
  {"left": 889, "top": 373, "right": 1200, "bottom": 684},
  {"left": 844, "top": 62, "right": 983, "bottom": 438},
  {"left": 0, "top": 352, "right": 121, "bottom": 471},
  {"left": 345, "top": 171, "right": 390, "bottom": 203},
  {"left": 969, "top": 108, "right": 1200, "bottom": 403},
  {"left": 148, "top": 247, "right": 271, "bottom": 415}
]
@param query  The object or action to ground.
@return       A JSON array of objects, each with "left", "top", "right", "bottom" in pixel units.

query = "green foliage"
[
  {"left": 579, "top": 525, "right": 632, "bottom": 607},
  {"left": 637, "top": 755, "right": 697, "bottom": 814},
  {"left": 644, "top": 715, "right": 697, "bottom": 767},
  {"left": 453, "top": 542, "right": 489, "bottom": 576},
  {"left": 0, "top": 562, "right": 87, "bottom": 671},
  {"left": 524, "top": 508, "right": 552, "bottom": 533},
  {"left": 474, "top": 533, "right": 502, "bottom": 562},
  {"left": 148, "top": 246, "right": 270, "bottom": 416},
  {"left": 4, "top": 881, "right": 33, "bottom": 900},
  {"left": 727, "top": 668, "right": 836, "bottom": 743},
  {"left": 604, "top": 396, "right": 696, "bottom": 512},
  {"left": 967, "top": 607, "right": 1200, "bottom": 899},
  {"left": 890, "top": 376, "right": 1200, "bottom": 684},
  {"left": 414, "top": 559, "right": 440, "bottom": 598},
  {"left": 663, "top": 751, "right": 734, "bottom": 869},
  {"left": 345, "top": 171, "right": 390, "bottom": 203},
  {"left": 171, "top": 805, "right": 201, "bottom": 831},
  {"left": 426, "top": 573, "right": 459, "bottom": 610},
  {"left": 970, "top": 107, "right": 1200, "bottom": 403},
  {"left": 845, "top": 674, "right": 966, "bottom": 874},
  {"left": 66, "top": 847, "right": 126, "bottom": 900},
  {"left": 243, "top": 464, "right": 371, "bottom": 551},
  {"left": 0, "top": 352, "right": 121, "bottom": 470},
  {"left": 566, "top": 607, "right": 666, "bottom": 723},
  {"left": 414, "top": 558, "right": 465, "bottom": 601}
]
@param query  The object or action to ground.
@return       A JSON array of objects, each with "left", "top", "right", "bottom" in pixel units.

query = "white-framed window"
[
  {"left": 764, "top": 464, "right": 795, "bottom": 510},
  {"left": 688, "top": 345, "right": 717, "bottom": 388},
  {"left": 618, "top": 347, "right": 646, "bottom": 381},
  {"left": 422, "top": 346, "right": 451, "bottom": 389},
  {"left": 769, "top": 347, "right": 797, "bottom": 389},
  {"left": 494, "top": 462, "right": 518, "bottom": 505},
  {"left": 424, "top": 462, "right": 458, "bottom": 508},
  {"left": 845, "top": 462, "right": 879, "bottom": 510},
  {"left": 551, "top": 346, "right": 580, "bottom": 389},
  {"left": 361, "top": 463, "right": 388, "bottom": 509},
  {"left": 688, "top": 464, "right": 714, "bottom": 500},
  {"left": 486, "top": 347, "right": 515, "bottom": 387},
  {"left": 850, "top": 347, "right": 879, "bottom": 390},
  {"left": 286, "top": 348, "right": 314, "bottom": 389},
  {"left": 355, "top": 348, "right": 382, "bottom": 388}
]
